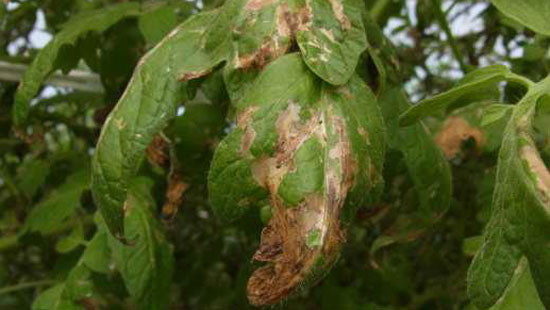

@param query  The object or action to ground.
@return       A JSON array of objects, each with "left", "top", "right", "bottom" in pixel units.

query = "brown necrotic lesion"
[{"left": 245, "top": 103, "right": 353, "bottom": 306}]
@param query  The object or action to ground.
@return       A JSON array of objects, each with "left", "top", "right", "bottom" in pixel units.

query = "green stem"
[
  {"left": 505, "top": 73, "right": 535, "bottom": 89},
  {"left": 0, "top": 280, "right": 56, "bottom": 296},
  {"left": 432, "top": 0, "right": 467, "bottom": 73}
]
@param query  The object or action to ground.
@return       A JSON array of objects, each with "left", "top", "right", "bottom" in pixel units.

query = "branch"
[
  {"left": 432, "top": 0, "right": 467, "bottom": 73},
  {"left": 0, "top": 60, "right": 103, "bottom": 93}
]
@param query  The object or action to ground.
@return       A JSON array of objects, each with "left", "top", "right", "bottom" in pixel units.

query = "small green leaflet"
[
  {"left": 13, "top": 2, "right": 141, "bottom": 126},
  {"left": 32, "top": 226, "right": 111, "bottom": 310},
  {"left": 32, "top": 284, "right": 79, "bottom": 310},
  {"left": 467, "top": 76, "right": 550, "bottom": 309},
  {"left": 22, "top": 169, "right": 89, "bottom": 235},
  {"left": 108, "top": 178, "right": 174, "bottom": 310},
  {"left": 490, "top": 0, "right": 550, "bottom": 36},
  {"left": 399, "top": 65, "right": 510, "bottom": 126},
  {"left": 91, "top": 3, "right": 240, "bottom": 238},
  {"left": 15, "top": 158, "right": 50, "bottom": 199},
  {"left": 208, "top": 53, "right": 385, "bottom": 306}
]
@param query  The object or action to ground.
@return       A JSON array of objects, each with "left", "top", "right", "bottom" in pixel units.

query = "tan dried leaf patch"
[{"left": 435, "top": 116, "right": 485, "bottom": 159}]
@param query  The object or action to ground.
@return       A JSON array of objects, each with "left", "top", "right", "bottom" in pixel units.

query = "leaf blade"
[{"left": 13, "top": 2, "right": 141, "bottom": 126}]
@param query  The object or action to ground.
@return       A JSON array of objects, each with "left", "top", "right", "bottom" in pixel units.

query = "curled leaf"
[
  {"left": 399, "top": 65, "right": 509, "bottom": 126},
  {"left": 208, "top": 54, "right": 385, "bottom": 305},
  {"left": 92, "top": 4, "right": 240, "bottom": 238}
]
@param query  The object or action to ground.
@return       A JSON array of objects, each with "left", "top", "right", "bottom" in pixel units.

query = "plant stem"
[
  {"left": 505, "top": 73, "right": 535, "bottom": 89},
  {"left": 432, "top": 0, "right": 467, "bottom": 73},
  {"left": 0, "top": 280, "right": 56, "bottom": 296}
]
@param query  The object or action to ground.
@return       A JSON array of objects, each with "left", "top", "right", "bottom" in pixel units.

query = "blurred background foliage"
[{"left": 0, "top": 0, "right": 548, "bottom": 309}]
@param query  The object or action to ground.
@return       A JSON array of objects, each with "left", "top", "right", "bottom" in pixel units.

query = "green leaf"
[
  {"left": 91, "top": 3, "right": 241, "bottom": 238},
  {"left": 82, "top": 228, "right": 112, "bottom": 274},
  {"left": 108, "top": 178, "right": 174, "bottom": 310},
  {"left": 490, "top": 0, "right": 550, "bottom": 36},
  {"left": 208, "top": 53, "right": 385, "bottom": 306},
  {"left": 481, "top": 104, "right": 513, "bottom": 127},
  {"left": 139, "top": 6, "right": 178, "bottom": 46},
  {"left": 32, "top": 284, "right": 81, "bottom": 310},
  {"left": 379, "top": 87, "right": 452, "bottom": 218},
  {"left": 365, "top": 18, "right": 451, "bottom": 222},
  {"left": 296, "top": 0, "right": 367, "bottom": 85},
  {"left": 399, "top": 65, "right": 510, "bottom": 126},
  {"left": 23, "top": 169, "right": 89, "bottom": 235},
  {"left": 13, "top": 2, "right": 141, "bottom": 126},
  {"left": 55, "top": 221, "right": 85, "bottom": 253},
  {"left": 15, "top": 158, "right": 50, "bottom": 199},
  {"left": 467, "top": 78, "right": 550, "bottom": 309},
  {"left": 488, "top": 258, "right": 545, "bottom": 310},
  {"left": 33, "top": 245, "right": 101, "bottom": 310}
]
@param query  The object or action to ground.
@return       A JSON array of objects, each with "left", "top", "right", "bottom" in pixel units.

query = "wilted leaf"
[
  {"left": 13, "top": 2, "right": 141, "bottom": 126},
  {"left": 467, "top": 78, "right": 550, "bottom": 309},
  {"left": 91, "top": 3, "right": 241, "bottom": 238},
  {"left": 490, "top": 0, "right": 550, "bottom": 36},
  {"left": 208, "top": 53, "right": 385, "bottom": 306},
  {"left": 108, "top": 178, "right": 174, "bottom": 310}
]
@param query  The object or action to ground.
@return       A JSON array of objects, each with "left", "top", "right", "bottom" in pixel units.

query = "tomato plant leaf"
[
  {"left": 208, "top": 53, "right": 385, "bottom": 306},
  {"left": 296, "top": 0, "right": 367, "bottom": 85},
  {"left": 23, "top": 169, "right": 89, "bottom": 235},
  {"left": 108, "top": 178, "right": 174, "bottom": 310},
  {"left": 32, "top": 284, "right": 80, "bottom": 310},
  {"left": 490, "top": 0, "right": 550, "bottom": 36},
  {"left": 467, "top": 79, "right": 550, "bottom": 309},
  {"left": 379, "top": 87, "right": 452, "bottom": 218},
  {"left": 13, "top": 2, "right": 141, "bottom": 126},
  {"left": 399, "top": 65, "right": 510, "bottom": 126},
  {"left": 365, "top": 17, "right": 452, "bottom": 222},
  {"left": 91, "top": 4, "right": 239, "bottom": 238},
  {"left": 55, "top": 221, "right": 85, "bottom": 253},
  {"left": 488, "top": 258, "right": 545, "bottom": 310}
]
